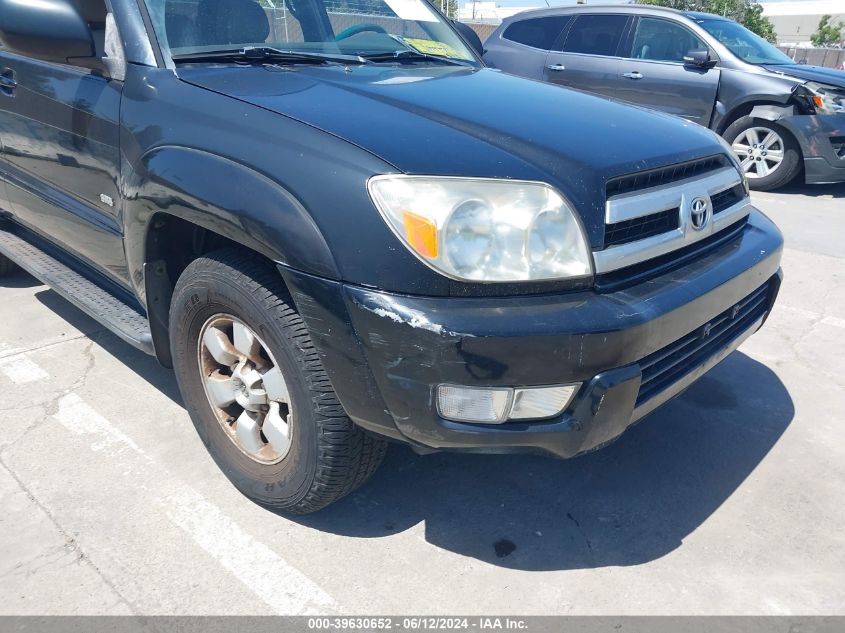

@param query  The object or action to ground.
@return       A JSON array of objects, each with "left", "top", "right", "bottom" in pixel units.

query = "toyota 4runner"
[{"left": 0, "top": 0, "right": 782, "bottom": 513}]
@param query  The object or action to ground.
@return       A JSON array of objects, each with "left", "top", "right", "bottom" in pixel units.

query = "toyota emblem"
[{"left": 690, "top": 197, "right": 710, "bottom": 231}]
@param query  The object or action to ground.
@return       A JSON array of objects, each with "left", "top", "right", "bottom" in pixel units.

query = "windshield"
[
  {"left": 697, "top": 18, "right": 794, "bottom": 65},
  {"left": 145, "top": 0, "right": 477, "bottom": 64}
]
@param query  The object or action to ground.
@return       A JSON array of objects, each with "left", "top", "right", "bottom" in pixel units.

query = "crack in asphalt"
[
  {"left": 566, "top": 512, "right": 594, "bottom": 555},
  {"left": 0, "top": 336, "right": 100, "bottom": 454},
  {"left": 0, "top": 452, "right": 137, "bottom": 615},
  {"left": 0, "top": 332, "right": 136, "bottom": 612},
  {"left": 0, "top": 331, "right": 103, "bottom": 361}
]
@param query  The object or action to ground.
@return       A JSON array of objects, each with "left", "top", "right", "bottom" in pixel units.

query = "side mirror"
[
  {"left": 0, "top": 0, "right": 95, "bottom": 65},
  {"left": 451, "top": 20, "right": 485, "bottom": 58},
  {"left": 683, "top": 48, "right": 714, "bottom": 68}
]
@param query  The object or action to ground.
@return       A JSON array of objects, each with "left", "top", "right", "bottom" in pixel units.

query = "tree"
[
  {"left": 638, "top": 0, "right": 778, "bottom": 42},
  {"left": 436, "top": 0, "right": 459, "bottom": 20},
  {"left": 811, "top": 15, "right": 844, "bottom": 47}
]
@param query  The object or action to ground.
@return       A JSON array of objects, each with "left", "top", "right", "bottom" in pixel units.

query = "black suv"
[
  {"left": 0, "top": 0, "right": 782, "bottom": 513},
  {"left": 484, "top": 6, "right": 845, "bottom": 191}
]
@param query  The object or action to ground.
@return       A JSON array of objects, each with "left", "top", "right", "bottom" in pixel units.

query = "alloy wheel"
[
  {"left": 197, "top": 315, "right": 293, "bottom": 464},
  {"left": 731, "top": 126, "right": 785, "bottom": 179}
]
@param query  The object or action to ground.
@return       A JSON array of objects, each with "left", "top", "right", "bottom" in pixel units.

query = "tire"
[
  {"left": 169, "top": 247, "right": 386, "bottom": 514},
  {"left": 723, "top": 116, "right": 802, "bottom": 191},
  {"left": 0, "top": 254, "right": 19, "bottom": 277}
]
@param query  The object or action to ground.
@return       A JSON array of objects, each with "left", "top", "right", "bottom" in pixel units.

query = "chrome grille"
[
  {"left": 606, "top": 155, "right": 727, "bottom": 197},
  {"left": 604, "top": 208, "right": 679, "bottom": 247},
  {"left": 595, "top": 158, "right": 751, "bottom": 273},
  {"left": 710, "top": 185, "right": 744, "bottom": 214}
]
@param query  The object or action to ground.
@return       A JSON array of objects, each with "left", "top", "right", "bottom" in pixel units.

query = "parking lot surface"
[{"left": 1, "top": 183, "right": 843, "bottom": 616}]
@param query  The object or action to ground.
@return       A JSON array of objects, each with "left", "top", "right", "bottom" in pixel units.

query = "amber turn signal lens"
[
  {"left": 812, "top": 95, "right": 824, "bottom": 109},
  {"left": 402, "top": 210, "right": 438, "bottom": 258}
]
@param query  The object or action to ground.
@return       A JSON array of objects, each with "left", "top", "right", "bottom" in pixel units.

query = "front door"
[
  {"left": 543, "top": 13, "right": 631, "bottom": 100},
  {"left": 614, "top": 16, "right": 720, "bottom": 126},
  {"left": 0, "top": 5, "right": 128, "bottom": 285}
]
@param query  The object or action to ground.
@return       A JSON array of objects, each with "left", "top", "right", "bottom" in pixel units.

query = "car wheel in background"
[
  {"left": 169, "top": 247, "right": 387, "bottom": 514},
  {"left": 724, "top": 116, "right": 802, "bottom": 191}
]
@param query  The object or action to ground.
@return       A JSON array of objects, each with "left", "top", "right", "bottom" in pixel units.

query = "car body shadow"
[
  {"left": 33, "top": 288, "right": 184, "bottom": 405},
  {"left": 0, "top": 268, "right": 44, "bottom": 289},
  {"left": 777, "top": 181, "right": 845, "bottom": 198},
  {"left": 295, "top": 351, "right": 793, "bottom": 571}
]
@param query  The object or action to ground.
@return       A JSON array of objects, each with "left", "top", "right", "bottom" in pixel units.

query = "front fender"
[
  {"left": 748, "top": 103, "right": 796, "bottom": 122},
  {"left": 711, "top": 66, "right": 799, "bottom": 132},
  {"left": 123, "top": 145, "right": 339, "bottom": 303}
]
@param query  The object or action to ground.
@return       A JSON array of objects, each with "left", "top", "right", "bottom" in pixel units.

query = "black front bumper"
[
  {"left": 778, "top": 113, "right": 845, "bottom": 184},
  {"left": 280, "top": 210, "right": 783, "bottom": 458}
]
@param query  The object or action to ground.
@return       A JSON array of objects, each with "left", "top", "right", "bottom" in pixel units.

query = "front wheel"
[
  {"left": 169, "top": 248, "right": 386, "bottom": 514},
  {"left": 723, "top": 116, "right": 802, "bottom": 191}
]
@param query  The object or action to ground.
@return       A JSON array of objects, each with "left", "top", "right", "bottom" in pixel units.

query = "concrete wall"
[
  {"left": 777, "top": 46, "right": 845, "bottom": 69},
  {"left": 765, "top": 12, "right": 845, "bottom": 45},
  {"left": 462, "top": 21, "right": 498, "bottom": 44}
]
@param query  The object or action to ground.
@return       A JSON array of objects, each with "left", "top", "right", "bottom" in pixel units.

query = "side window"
[
  {"left": 630, "top": 17, "right": 707, "bottom": 63},
  {"left": 502, "top": 16, "right": 571, "bottom": 51},
  {"left": 560, "top": 14, "right": 628, "bottom": 56}
]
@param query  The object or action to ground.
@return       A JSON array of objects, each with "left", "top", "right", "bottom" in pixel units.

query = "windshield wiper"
[
  {"left": 172, "top": 46, "right": 367, "bottom": 66},
  {"left": 360, "top": 49, "right": 469, "bottom": 66}
]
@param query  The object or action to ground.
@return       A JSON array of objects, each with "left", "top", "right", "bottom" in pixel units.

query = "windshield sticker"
[
  {"left": 383, "top": 0, "right": 438, "bottom": 22},
  {"left": 401, "top": 37, "right": 473, "bottom": 60}
]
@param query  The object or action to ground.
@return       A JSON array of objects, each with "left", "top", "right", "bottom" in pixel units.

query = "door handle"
[
  {"left": 623, "top": 71, "right": 644, "bottom": 80},
  {"left": 0, "top": 69, "right": 16, "bottom": 96},
  {"left": 547, "top": 64, "right": 566, "bottom": 71}
]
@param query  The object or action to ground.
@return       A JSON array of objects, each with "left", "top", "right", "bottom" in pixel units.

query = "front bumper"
[
  {"left": 281, "top": 210, "right": 783, "bottom": 458},
  {"left": 777, "top": 113, "right": 845, "bottom": 184}
]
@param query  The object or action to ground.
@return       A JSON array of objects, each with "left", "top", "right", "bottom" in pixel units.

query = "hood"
[
  {"left": 178, "top": 64, "right": 731, "bottom": 244},
  {"left": 762, "top": 63, "right": 845, "bottom": 88}
]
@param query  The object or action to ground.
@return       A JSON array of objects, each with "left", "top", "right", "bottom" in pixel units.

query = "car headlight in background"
[
  {"left": 367, "top": 176, "right": 593, "bottom": 282},
  {"left": 804, "top": 82, "right": 845, "bottom": 115}
]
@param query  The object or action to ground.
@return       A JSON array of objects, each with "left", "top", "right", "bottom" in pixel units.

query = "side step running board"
[{"left": 0, "top": 224, "right": 155, "bottom": 355}]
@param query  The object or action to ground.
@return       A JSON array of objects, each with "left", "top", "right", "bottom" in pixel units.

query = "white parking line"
[
  {"left": 53, "top": 392, "right": 337, "bottom": 615},
  {"left": 161, "top": 488, "right": 336, "bottom": 615},
  {"left": 821, "top": 315, "right": 845, "bottom": 330},
  {"left": 0, "top": 355, "right": 50, "bottom": 384},
  {"left": 778, "top": 304, "right": 845, "bottom": 329},
  {"left": 54, "top": 392, "right": 148, "bottom": 459},
  {"left": 0, "top": 333, "right": 93, "bottom": 361}
]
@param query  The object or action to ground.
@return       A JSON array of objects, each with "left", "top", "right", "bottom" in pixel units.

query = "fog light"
[
  {"left": 509, "top": 385, "right": 578, "bottom": 420},
  {"left": 437, "top": 385, "right": 511, "bottom": 423},
  {"left": 437, "top": 383, "right": 580, "bottom": 423}
]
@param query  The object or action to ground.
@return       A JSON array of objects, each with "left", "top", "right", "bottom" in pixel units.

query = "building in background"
[
  {"left": 458, "top": 1, "right": 532, "bottom": 23},
  {"left": 752, "top": 1, "right": 842, "bottom": 45}
]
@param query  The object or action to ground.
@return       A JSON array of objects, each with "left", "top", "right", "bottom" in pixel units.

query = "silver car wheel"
[
  {"left": 731, "top": 126, "right": 785, "bottom": 180},
  {"left": 198, "top": 314, "right": 293, "bottom": 464}
]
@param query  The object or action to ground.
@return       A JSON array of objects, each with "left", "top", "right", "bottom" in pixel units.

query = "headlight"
[
  {"left": 805, "top": 82, "right": 845, "bottom": 115},
  {"left": 367, "top": 176, "right": 593, "bottom": 282}
]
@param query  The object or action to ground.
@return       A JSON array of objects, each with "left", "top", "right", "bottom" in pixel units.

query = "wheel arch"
[
  {"left": 715, "top": 99, "right": 793, "bottom": 136},
  {"left": 124, "top": 146, "right": 340, "bottom": 366}
]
